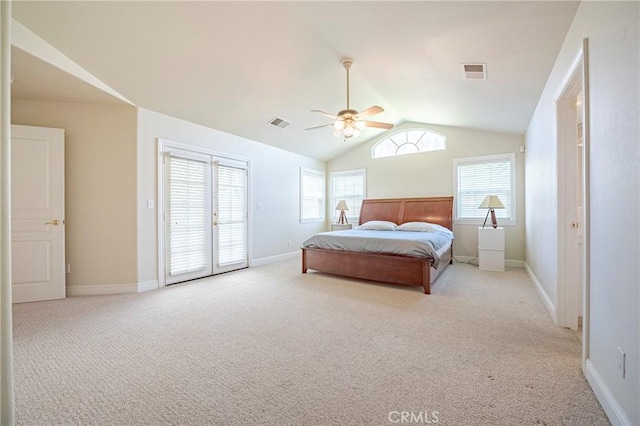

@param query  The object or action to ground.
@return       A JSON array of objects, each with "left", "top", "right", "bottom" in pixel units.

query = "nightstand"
[
  {"left": 331, "top": 223, "right": 352, "bottom": 231},
  {"left": 478, "top": 227, "right": 505, "bottom": 271}
]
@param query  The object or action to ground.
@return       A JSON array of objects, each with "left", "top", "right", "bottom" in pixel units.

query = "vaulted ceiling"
[{"left": 11, "top": 1, "right": 579, "bottom": 161}]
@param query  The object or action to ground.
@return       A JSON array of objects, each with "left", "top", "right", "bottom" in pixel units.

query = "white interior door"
[
  {"left": 557, "top": 55, "right": 587, "bottom": 331},
  {"left": 576, "top": 117, "right": 584, "bottom": 318},
  {"left": 11, "top": 125, "right": 65, "bottom": 303}
]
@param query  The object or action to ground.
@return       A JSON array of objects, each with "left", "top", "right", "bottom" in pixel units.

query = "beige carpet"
[{"left": 12, "top": 259, "right": 608, "bottom": 425}]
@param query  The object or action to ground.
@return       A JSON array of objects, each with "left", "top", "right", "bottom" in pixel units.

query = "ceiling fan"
[{"left": 306, "top": 58, "right": 394, "bottom": 140}]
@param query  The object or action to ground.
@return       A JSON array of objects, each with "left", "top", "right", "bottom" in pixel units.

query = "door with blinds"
[
  {"left": 164, "top": 149, "right": 248, "bottom": 285},
  {"left": 213, "top": 158, "right": 248, "bottom": 274}
]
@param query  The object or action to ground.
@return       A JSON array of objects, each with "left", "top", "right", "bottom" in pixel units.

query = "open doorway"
[{"left": 556, "top": 39, "right": 590, "bottom": 364}]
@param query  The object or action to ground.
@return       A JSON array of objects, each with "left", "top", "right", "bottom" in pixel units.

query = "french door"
[{"left": 164, "top": 148, "right": 248, "bottom": 285}]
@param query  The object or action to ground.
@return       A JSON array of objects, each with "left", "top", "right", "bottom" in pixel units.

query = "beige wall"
[
  {"left": 136, "top": 108, "right": 326, "bottom": 283},
  {"left": 10, "top": 101, "right": 327, "bottom": 289},
  {"left": 11, "top": 100, "right": 138, "bottom": 288},
  {"left": 328, "top": 121, "right": 525, "bottom": 261}
]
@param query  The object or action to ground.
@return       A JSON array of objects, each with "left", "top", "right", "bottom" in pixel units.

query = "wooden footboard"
[{"left": 302, "top": 248, "right": 435, "bottom": 294}]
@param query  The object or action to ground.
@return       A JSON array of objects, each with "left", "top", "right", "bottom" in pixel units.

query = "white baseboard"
[
  {"left": 137, "top": 280, "right": 158, "bottom": 293},
  {"left": 66, "top": 280, "right": 159, "bottom": 296},
  {"left": 67, "top": 283, "right": 138, "bottom": 296},
  {"left": 524, "top": 262, "right": 556, "bottom": 323},
  {"left": 251, "top": 250, "right": 299, "bottom": 267},
  {"left": 585, "top": 359, "right": 633, "bottom": 425}
]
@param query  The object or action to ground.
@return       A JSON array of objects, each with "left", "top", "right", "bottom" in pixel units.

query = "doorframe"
[
  {"left": 0, "top": 1, "right": 14, "bottom": 422},
  {"left": 555, "top": 38, "right": 591, "bottom": 365},
  {"left": 156, "top": 138, "right": 252, "bottom": 288}
]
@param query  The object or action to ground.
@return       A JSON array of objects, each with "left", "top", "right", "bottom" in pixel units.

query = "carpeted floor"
[{"left": 12, "top": 259, "right": 609, "bottom": 425}]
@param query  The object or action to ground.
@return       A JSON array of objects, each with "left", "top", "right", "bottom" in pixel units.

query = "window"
[
  {"left": 330, "top": 169, "right": 366, "bottom": 223},
  {"left": 453, "top": 153, "right": 516, "bottom": 224},
  {"left": 300, "top": 168, "right": 325, "bottom": 223},
  {"left": 372, "top": 129, "right": 446, "bottom": 159}
]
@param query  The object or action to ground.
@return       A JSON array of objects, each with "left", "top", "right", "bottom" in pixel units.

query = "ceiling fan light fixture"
[
  {"left": 308, "top": 58, "right": 394, "bottom": 139},
  {"left": 341, "top": 119, "right": 363, "bottom": 139}
]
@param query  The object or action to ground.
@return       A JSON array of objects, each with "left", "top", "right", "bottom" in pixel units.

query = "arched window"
[{"left": 372, "top": 129, "right": 446, "bottom": 159}]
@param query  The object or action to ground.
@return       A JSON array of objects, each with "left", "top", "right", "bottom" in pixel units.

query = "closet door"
[
  {"left": 164, "top": 150, "right": 213, "bottom": 284},
  {"left": 213, "top": 158, "right": 248, "bottom": 274}
]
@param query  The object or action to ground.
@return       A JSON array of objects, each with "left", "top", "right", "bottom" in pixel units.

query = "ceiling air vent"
[
  {"left": 462, "top": 63, "right": 487, "bottom": 80},
  {"left": 268, "top": 117, "right": 291, "bottom": 129}
]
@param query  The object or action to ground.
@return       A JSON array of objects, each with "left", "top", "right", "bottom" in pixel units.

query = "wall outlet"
[
  {"left": 617, "top": 346, "right": 626, "bottom": 379},
  {"left": 66, "top": 264, "right": 71, "bottom": 274},
  {"left": 287, "top": 240, "right": 291, "bottom": 247},
  {"left": 147, "top": 200, "right": 154, "bottom": 209}
]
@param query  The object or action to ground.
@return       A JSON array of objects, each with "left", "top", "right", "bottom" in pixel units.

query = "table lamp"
[
  {"left": 478, "top": 195, "right": 505, "bottom": 228},
  {"left": 335, "top": 200, "right": 349, "bottom": 225}
]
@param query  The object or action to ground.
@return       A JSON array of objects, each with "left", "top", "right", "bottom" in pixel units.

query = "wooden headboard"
[{"left": 358, "top": 197, "right": 454, "bottom": 230}]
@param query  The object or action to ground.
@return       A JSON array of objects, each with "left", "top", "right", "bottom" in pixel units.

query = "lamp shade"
[
  {"left": 335, "top": 200, "right": 349, "bottom": 211},
  {"left": 478, "top": 195, "right": 505, "bottom": 210}
]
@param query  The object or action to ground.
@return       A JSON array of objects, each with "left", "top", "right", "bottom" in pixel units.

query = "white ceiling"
[{"left": 11, "top": 1, "right": 579, "bottom": 161}]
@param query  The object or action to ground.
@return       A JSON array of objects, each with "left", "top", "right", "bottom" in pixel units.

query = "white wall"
[
  {"left": 11, "top": 100, "right": 139, "bottom": 291},
  {"left": 525, "top": 2, "right": 639, "bottom": 424},
  {"left": 136, "top": 108, "right": 326, "bottom": 283},
  {"left": 328, "top": 122, "right": 525, "bottom": 262}
]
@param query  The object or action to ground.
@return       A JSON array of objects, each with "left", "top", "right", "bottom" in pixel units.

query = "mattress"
[{"left": 302, "top": 229, "right": 454, "bottom": 268}]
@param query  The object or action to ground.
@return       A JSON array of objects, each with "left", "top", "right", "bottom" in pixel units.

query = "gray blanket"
[{"left": 302, "top": 229, "right": 454, "bottom": 268}]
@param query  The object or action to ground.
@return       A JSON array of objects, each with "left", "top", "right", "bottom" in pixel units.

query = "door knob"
[{"left": 45, "top": 219, "right": 61, "bottom": 226}]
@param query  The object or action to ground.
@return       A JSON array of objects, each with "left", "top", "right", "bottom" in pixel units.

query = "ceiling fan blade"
[
  {"left": 363, "top": 120, "right": 394, "bottom": 129},
  {"left": 354, "top": 105, "right": 384, "bottom": 119},
  {"left": 305, "top": 123, "right": 334, "bottom": 131},
  {"left": 311, "top": 109, "right": 338, "bottom": 119}
]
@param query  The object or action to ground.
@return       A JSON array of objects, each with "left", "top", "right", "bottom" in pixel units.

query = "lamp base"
[
  {"left": 337, "top": 210, "right": 348, "bottom": 225},
  {"left": 482, "top": 208, "right": 499, "bottom": 228}
]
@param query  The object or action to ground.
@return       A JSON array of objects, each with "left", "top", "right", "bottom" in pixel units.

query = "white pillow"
[
  {"left": 355, "top": 220, "right": 398, "bottom": 231},
  {"left": 397, "top": 221, "right": 453, "bottom": 235}
]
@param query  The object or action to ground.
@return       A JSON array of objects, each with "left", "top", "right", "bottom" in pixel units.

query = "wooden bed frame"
[{"left": 302, "top": 197, "right": 454, "bottom": 294}]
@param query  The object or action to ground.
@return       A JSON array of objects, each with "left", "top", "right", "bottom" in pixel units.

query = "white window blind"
[
  {"left": 216, "top": 163, "right": 248, "bottom": 268},
  {"left": 300, "top": 168, "right": 325, "bottom": 222},
  {"left": 165, "top": 154, "right": 212, "bottom": 277},
  {"left": 330, "top": 169, "right": 366, "bottom": 222},
  {"left": 454, "top": 153, "right": 515, "bottom": 223}
]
